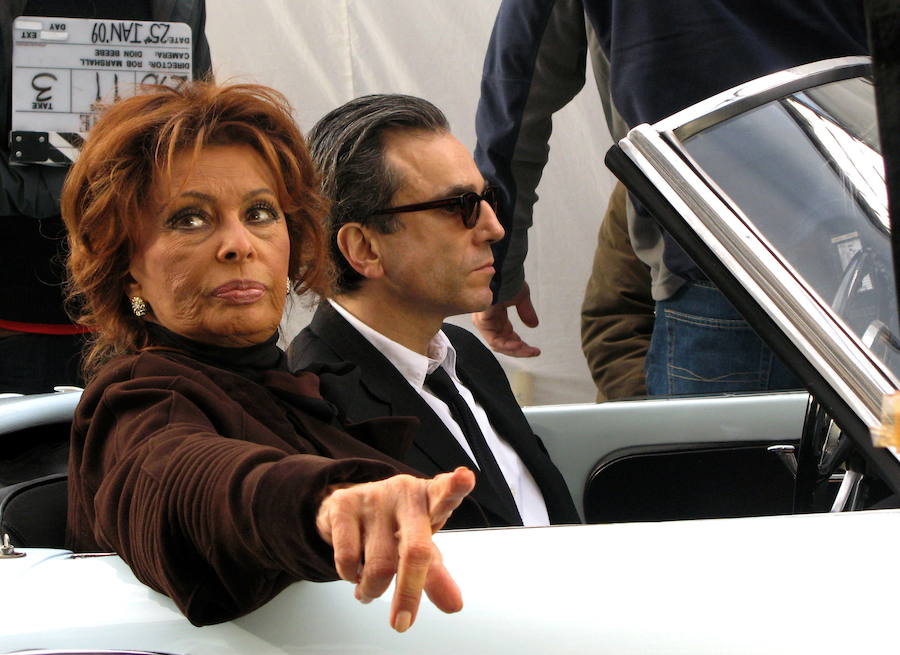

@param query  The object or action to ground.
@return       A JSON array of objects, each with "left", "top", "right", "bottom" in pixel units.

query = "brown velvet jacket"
[{"left": 67, "top": 344, "right": 484, "bottom": 626}]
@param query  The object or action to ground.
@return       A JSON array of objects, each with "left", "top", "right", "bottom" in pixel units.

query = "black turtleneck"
[{"left": 144, "top": 322, "right": 287, "bottom": 384}]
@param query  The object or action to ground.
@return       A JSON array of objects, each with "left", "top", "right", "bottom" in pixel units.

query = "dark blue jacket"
[{"left": 475, "top": 0, "right": 868, "bottom": 301}]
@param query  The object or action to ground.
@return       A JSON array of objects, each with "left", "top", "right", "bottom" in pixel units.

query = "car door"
[{"left": 603, "top": 55, "right": 900, "bottom": 515}]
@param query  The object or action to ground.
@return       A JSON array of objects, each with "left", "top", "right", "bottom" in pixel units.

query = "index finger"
[
  {"left": 390, "top": 504, "right": 436, "bottom": 632},
  {"left": 390, "top": 469, "right": 474, "bottom": 632}
]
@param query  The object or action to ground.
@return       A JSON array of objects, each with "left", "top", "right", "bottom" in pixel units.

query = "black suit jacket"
[{"left": 288, "top": 302, "right": 580, "bottom": 527}]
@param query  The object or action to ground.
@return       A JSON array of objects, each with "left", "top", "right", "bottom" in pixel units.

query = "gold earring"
[
  {"left": 131, "top": 296, "right": 148, "bottom": 317},
  {"left": 286, "top": 278, "right": 292, "bottom": 295}
]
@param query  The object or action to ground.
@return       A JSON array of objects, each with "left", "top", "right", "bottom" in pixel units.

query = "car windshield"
[{"left": 679, "top": 76, "right": 899, "bottom": 377}]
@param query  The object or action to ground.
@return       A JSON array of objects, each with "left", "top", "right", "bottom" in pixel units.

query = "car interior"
[
  {"left": 0, "top": 388, "right": 822, "bottom": 548},
  {"left": 0, "top": 419, "right": 69, "bottom": 547}
]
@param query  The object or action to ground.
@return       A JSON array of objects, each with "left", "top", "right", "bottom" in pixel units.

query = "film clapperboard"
[{"left": 10, "top": 16, "right": 193, "bottom": 166}]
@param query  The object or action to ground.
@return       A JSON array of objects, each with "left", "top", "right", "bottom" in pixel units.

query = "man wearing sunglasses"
[{"left": 288, "top": 94, "right": 579, "bottom": 529}]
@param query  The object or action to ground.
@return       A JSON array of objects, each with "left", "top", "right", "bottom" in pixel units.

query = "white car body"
[{"left": 4, "top": 508, "right": 899, "bottom": 654}]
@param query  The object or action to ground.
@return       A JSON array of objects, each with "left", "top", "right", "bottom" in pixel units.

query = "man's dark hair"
[{"left": 308, "top": 94, "right": 450, "bottom": 294}]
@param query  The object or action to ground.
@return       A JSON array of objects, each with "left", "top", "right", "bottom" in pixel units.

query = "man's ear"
[{"left": 336, "top": 223, "right": 385, "bottom": 280}]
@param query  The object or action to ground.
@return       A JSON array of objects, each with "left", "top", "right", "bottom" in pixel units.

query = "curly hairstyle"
[{"left": 61, "top": 81, "right": 331, "bottom": 377}]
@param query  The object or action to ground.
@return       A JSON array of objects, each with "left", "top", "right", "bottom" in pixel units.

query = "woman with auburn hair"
[{"left": 62, "top": 81, "right": 475, "bottom": 631}]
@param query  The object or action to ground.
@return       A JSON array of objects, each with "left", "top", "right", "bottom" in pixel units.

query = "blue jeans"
[{"left": 645, "top": 281, "right": 802, "bottom": 396}]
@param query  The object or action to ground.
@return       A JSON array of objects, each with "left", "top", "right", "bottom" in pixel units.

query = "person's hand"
[
  {"left": 472, "top": 282, "right": 541, "bottom": 357},
  {"left": 316, "top": 467, "right": 476, "bottom": 633}
]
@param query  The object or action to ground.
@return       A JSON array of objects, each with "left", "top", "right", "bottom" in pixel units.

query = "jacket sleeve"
[
  {"left": 580, "top": 182, "right": 654, "bottom": 400},
  {"left": 474, "top": 0, "right": 589, "bottom": 302},
  {"left": 69, "top": 364, "right": 399, "bottom": 626}
]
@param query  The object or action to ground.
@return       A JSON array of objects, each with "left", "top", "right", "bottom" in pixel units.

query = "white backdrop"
[{"left": 205, "top": 0, "right": 617, "bottom": 405}]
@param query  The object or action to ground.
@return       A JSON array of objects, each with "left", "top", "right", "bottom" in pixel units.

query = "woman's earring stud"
[{"left": 131, "top": 296, "right": 148, "bottom": 317}]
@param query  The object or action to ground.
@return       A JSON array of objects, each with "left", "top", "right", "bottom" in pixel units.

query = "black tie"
[{"left": 424, "top": 366, "right": 522, "bottom": 525}]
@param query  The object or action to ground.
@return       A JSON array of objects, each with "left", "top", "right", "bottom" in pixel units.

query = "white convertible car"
[{"left": 3, "top": 57, "right": 900, "bottom": 654}]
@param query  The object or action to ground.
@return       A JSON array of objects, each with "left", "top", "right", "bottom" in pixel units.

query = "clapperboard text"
[
  {"left": 89, "top": 21, "right": 190, "bottom": 46},
  {"left": 80, "top": 50, "right": 190, "bottom": 71},
  {"left": 12, "top": 17, "right": 193, "bottom": 164}
]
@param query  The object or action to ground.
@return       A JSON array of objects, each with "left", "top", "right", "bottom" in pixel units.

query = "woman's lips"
[{"left": 212, "top": 280, "right": 266, "bottom": 304}]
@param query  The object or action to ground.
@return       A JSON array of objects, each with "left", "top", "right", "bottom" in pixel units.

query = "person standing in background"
[
  {"left": 0, "top": 0, "right": 211, "bottom": 393},
  {"left": 473, "top": 0, "right": 867, "bottom": 398}
]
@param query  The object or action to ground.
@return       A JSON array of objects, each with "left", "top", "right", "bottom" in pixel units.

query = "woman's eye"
[
  {"left": 167, "top": 210, "right": 208, "bottom": 230},
  {"left": 247, "top": 203, "right": 280, "bottom": 223}
]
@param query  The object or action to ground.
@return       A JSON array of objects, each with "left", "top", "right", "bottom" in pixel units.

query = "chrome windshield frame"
[
  {"left": 617, "top": 56, "right": 900, "bottom": 463},
  {"left": 658, "top": 57, "right": 872, "bottom": 140}
]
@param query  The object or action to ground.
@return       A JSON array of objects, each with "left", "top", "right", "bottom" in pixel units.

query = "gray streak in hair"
[{"left": 308, "top": 94, "right": 450, "bottom": 294}]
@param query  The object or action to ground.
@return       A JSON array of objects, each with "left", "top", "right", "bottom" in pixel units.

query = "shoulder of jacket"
[{"left": 287, "top": 326, "right": 338, "bottom": 370}]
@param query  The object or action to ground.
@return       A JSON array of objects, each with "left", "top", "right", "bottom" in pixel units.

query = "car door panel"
[{"left": 524, "top": 391, "right": 809, "bottom": 520}]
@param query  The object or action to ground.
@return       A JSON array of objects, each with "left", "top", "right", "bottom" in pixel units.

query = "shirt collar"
[{"left": 328, "top": 298, "right": 458, "bottom": 389}]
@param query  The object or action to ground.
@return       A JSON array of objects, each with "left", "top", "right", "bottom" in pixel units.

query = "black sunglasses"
[{"left": 369, "top": 185, "right": 499, "bottom": 229}]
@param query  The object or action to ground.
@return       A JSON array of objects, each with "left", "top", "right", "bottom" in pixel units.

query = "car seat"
[{"left": 0, "top": 473, "right": 68, "bottom": 548}]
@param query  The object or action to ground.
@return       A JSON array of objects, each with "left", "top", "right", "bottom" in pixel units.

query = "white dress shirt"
[{"left": 329, "top": 300, "right": 550, "bottom": 526}]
